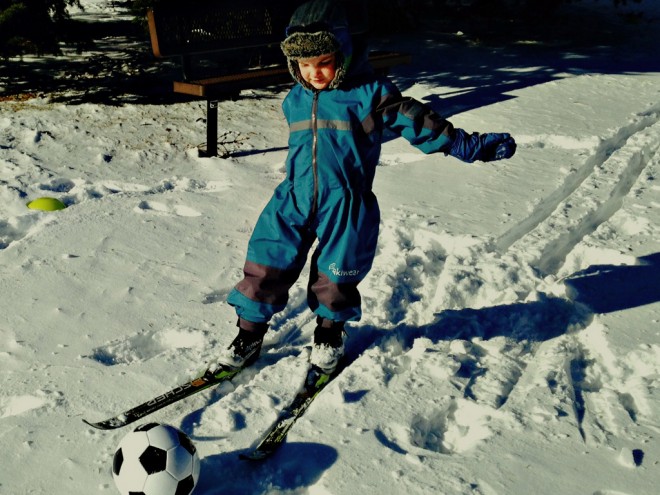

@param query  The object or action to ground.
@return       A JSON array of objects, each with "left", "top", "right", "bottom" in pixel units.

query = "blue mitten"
[{"left": 449, "top": 129, "right": 517, "bottom": 163}]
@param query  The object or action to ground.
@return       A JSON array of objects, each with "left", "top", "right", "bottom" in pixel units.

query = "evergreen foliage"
[{"left": 0, "top": 0, "right": 80, "bottom": 56}]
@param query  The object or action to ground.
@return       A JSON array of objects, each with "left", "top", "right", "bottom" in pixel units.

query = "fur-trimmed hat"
[
  {"left": 280, "top": 0, "right": 352, "bottom": 90},
  {"left": 281, "top": 29, "right": 340, "bottom": 61}
]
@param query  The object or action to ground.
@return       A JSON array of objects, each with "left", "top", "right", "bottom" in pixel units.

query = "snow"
[{"left": 1, "top": 1, "right": 660, "bottom": 494}]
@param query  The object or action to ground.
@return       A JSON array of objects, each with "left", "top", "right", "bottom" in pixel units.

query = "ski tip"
[
  {"left": 82, "top": 418, "right": 103, "bottom": 429},
  {"left": 82, "top": 417, "right": 126, "bottom": 430}
]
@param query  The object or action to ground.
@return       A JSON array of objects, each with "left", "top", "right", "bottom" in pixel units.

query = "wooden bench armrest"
[{"left": 147, "top": 10, "right": 165, "bottom": 58}]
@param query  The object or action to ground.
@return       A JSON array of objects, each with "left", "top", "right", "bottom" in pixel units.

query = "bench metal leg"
[{"left": 200, "top": 99, "right": 218, "bottom": 157}]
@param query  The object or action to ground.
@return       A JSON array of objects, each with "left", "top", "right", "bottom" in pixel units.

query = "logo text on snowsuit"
[{"left": 329, "top": 263, "right": 360, "bottom": 277}]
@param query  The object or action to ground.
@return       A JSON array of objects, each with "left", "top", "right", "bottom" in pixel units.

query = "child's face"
[{"left": 297, "top": 53, "right": 337, "bottom": 90}]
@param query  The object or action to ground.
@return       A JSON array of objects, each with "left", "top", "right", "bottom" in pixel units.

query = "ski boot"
[
  {"left": 210, "top": 321, "right": 267, "bottom": 372},
  {"left": 309, "top": 317, "right": 345, "bottom": 375}
]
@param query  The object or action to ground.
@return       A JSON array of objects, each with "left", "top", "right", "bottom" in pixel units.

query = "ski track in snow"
[{"left": 497, "top": 106, "right": 660, "bottom": 274}]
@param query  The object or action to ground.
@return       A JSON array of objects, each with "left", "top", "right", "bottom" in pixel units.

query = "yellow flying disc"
[{"left": 26, "top": 197, "right": 67, "bottom": 211}]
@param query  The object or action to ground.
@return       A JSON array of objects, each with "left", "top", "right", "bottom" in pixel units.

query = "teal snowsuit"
[{"left": 227, "top": 0, "right": 514, "bottom": 327}]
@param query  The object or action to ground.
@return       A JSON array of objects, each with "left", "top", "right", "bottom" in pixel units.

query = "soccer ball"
[{"left": 112, "top": 423, "right": 200, "bottom": 495}]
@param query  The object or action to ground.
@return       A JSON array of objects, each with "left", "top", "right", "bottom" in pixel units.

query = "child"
[{"left": 214, "top": 0, "right": 516, "bottom": 375}]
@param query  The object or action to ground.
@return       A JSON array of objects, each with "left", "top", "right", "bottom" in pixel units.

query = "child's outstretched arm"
[{"left": 377, "top": 91, "right": 516, "bottom": 163}]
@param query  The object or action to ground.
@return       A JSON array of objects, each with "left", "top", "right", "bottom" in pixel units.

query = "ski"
[
  {"left": 83, "top": 366, "right": 242, "bottom": 430},
  {"left": 240, "top": 364, "right": 339, "bottom": 461}
]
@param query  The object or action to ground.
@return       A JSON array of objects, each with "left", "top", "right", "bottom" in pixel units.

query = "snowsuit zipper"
[{"left": 310, "top": 91, "right": 320, "bottom": 220}]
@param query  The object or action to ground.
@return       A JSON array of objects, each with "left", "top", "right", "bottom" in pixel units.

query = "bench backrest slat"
[{"left": 148, "top": 1, "right": 302, "bottom": 58}]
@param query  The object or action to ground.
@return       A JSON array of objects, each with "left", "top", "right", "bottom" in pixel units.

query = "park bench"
[{"left": 146, "top": 1, "right": 411, "bottom": 157}]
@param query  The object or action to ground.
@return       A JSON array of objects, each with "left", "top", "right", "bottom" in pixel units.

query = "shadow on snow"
[
  {"left": 347, "top": 253, "right": 660, "bottom": 370},
  {"left": 564, "top": 252, "right": 660, "bottom": 314},
  {"left": 195, "top": 442, "right": 338, "bottom": 495}
]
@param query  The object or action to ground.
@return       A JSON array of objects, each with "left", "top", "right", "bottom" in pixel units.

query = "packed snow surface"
[{"left": 1, "top": 1, "right": 659, "bottom": 494}]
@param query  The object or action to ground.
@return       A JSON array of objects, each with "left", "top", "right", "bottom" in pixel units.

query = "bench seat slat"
[{"left": 174, "top": 66, "right": 291, "bottom": 97}]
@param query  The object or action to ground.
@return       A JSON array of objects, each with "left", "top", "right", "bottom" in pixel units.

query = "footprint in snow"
[
  {"left": 0, "top": 393, "right": 57, "bottom": 419},
  {"left": 135, "top": 200, "right": 201, "bottom": 217},
  {"left": 0, "top": 215, "right": 41, "bottom": 250},
  {"left": 376, "top": 397, "right": 504, "bottom": 456},
  {"left": 202, "top": 289, "right": 231, "bottom": 305},
  {"left": 88, "top": 327, "right": 206, "bottom": 366},
  {"left": 39, "top": 178, "right": 76, "bottom": 193},
  {"left": 375, "top": 221, "right": 447, "bottom": 324}
]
